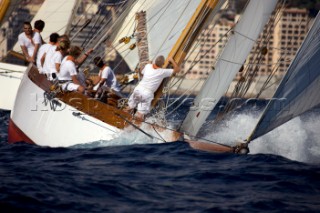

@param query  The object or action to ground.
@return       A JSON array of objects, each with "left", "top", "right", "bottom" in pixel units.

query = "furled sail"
[
  {"left": 248, "top": 12, "right": 320, "bottom": 142},
  {"left": 180, "top": 0, "right": 278, "bottom": 137},
  {"left": 112, "top": 0, "right": 225, "bottom": 71},
  {"left": 12, "top": 0, "right": 78, "bottom": 52}
]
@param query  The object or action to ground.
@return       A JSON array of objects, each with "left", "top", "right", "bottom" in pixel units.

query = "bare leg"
[{"left": 134, "top": 112, "right": 144, "bottom": 121}]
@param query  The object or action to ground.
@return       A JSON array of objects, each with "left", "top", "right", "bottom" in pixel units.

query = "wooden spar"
[
  {"left": 151, "top": 0, "right": 220, "bottom": 108},
  {"left": 0, "top": 0, "right": 10, "bottom": 23},
  {"left": 7, "top": 50, "right": 27, "bottom": 62}
]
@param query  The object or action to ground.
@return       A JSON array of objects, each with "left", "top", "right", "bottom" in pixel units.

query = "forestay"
[
  {"left": 113, "top": 0, "right": 206, "bottom": 71},
  {"left": 248, "top": 12, "right": 320, "bottom": 142},
  {"left": 180, "top": 0, "right": 278, "bottom": 137}
]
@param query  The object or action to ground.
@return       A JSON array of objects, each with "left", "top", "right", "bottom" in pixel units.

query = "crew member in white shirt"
[
  {"left": 125, "top": 55, "right": 180, "bottom": 121},
  {"left": 36, "top": 33, "right": 59, "bottom": 74},
  {"left": 58, "top": 46, "right": 84, "bottom": 93},
  {"left": 43, "top": 39, "right": 70, "bottom": 81},
  {"left": 18, "top": 21, "right": 43, "bottom": 63},
  {"left": 93, "top": 56, "right": 123, "bottom": 98}
]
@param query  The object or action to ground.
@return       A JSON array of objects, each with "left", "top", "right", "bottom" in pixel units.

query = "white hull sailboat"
[
  {"left": 8, "top": 65, "right": 182, "bottom": 147},
  {"left": 0, "top": 0, "right": 78, "bottom": 111},
  {"left": 8, "top": 0, "right": 229, "bottom": 149},
  {"left": 8, "top": 0, "right": 302, "bottom": 154}
]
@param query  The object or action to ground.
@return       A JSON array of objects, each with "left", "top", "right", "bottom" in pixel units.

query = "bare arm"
[
  {"left": 55, "top": 63, "right": 61, "bottom": 73},
  {"left": 20, "top": 45, "right": 31, "bottom": 62},
  {"left": 31, "top": 43, "right": 40, "bottom": 63},
  {"left": 75, "top": 48, "right": 94, "bottom": 65},
  {"left": 168, "top": 57, "right": 180, "bottom": 74},
  {"left": 41, "top": 53, "right": 46, "bottom": 66},
  {"left": 99, "top": 78, "right": 106, "bottom": 85},
  {"left": 93, "top": 75, "right": 101, "bottom": 85}
]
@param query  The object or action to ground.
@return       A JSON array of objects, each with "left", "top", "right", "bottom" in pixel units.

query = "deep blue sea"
[{"left": 1, "top": 107, "right": 320, "bottom": 212}]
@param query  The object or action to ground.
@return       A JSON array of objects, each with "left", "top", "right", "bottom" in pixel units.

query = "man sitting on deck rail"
[
  {"left": 58, "top": 46, "right": 85, "bottom": 93},
  {"left": 18, "top": 21, "right": 44, "bottom": 64},
  {"left": 93, "top": 56, "right": 123, "bottom": 99},
  {"left": 124, "top": 55, "right": 180, "bottom": 121}
]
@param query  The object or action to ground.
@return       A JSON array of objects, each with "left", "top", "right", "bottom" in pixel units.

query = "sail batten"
[
  {"left": 180, "top": 0, "right": 278, "bottom": 137},
  {"left": 248, "top": 12, "right": 320, "bottom": 141}
]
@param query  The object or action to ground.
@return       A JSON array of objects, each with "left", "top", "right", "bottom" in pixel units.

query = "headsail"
[
  {"left": 248, "top": 11, "right": 320, "bottom": 142},
  {"left": 112, "top": 0, "right": 225, "bottom": 72},
  {"left": 180, "top": 0, "right": 278, "bottom": 137}
]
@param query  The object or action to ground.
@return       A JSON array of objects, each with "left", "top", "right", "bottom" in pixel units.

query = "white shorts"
[
  {"left": 128, "top": 87, "right": 153, "bottom": 115},
  {"left": 61, "top": 82, "right": 80, "bottom": 91}
]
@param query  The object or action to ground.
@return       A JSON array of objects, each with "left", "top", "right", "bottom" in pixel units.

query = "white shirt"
[
  {"left": 43, "top": 47, "right": 61, "bottom": 75},
  {"left": 99, "top": 66, "right": 121, "bottom": 92},
  {"left": 137, "top": 64, "right": 173, "bottom": 93},
  {"left": 58, "top": 57, "right": 77, "bottom": 81},
  {"left": 36, "top": 43, "right": 51, "bottom": 73},
  {"left": 18, "top": 31, "right": 42, "bottom": 57}
]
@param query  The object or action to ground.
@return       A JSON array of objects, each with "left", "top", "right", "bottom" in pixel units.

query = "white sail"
[
  {"left": 13, "top": 0, "right": 78, "bottom": 52},
  {"left": 113, "top": 0, "right": 226, "bottom": 71},
  {"left": 180, "top": 0, "right": 278, "bottom": 137},
  {"left": 248, "top": 12, "right": 320, "bottom": 141},
  {"left": 0, "top": 62, "right": 26, "bottom": 110}
]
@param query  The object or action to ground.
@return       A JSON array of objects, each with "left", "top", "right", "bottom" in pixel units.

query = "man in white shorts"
[{"left": 125, "top": 55, "right": 180, "bottom": 121}]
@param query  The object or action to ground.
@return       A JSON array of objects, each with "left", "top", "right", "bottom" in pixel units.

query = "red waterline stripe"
[{"left": 8, "top": 119, "right": 35, "bottom": 144}]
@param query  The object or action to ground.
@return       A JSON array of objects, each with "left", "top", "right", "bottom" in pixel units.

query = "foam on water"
[
  {"left": 73, "top": 119, "right": 171, "bottom": 149},
  {"left": 203, "top": 110, "right": 320, "bottom": 164}
]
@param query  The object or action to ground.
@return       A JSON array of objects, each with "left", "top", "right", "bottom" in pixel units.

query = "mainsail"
[
  {"left": 248, "top": 11, "right": 320, "bottom": 142},
  {"left": 180, "top": 0, "right": 278, "bottom": 137},
  {"left": 112, "top": 0, "right": 226, "bottom": 72}
]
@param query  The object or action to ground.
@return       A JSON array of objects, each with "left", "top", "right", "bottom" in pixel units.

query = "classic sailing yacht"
[
  {"left": 8, "top": 0, "right": 229, "bottom": 147},
  {"left": 9, "top": 0, "right": 304, "bottom": 155},
  {"left": 0, "top": 0, "right": 78, "bottom": 110}
]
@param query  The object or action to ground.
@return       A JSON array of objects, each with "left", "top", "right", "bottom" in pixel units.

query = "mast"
[
  {"left": 247, "top": 11, "right": 320, "bottom": 143},
  {"left": 135, "top": 11, "right": 150, "bottom": 72},
  {"left": 180, "top": 0, "right": 278, "bottom": 137},
  {"left": 151, "top": 0, "right": 226, "bottom": 108}
]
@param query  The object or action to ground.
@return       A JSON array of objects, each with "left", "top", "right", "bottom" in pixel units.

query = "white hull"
[
  {"left": 10, "top": 65, "right": 121, "bottom": 147},
  {"left": 0, "top": 62, "right": 26, "bottom": 110},
  {"left": 9, "top": 65, "right": 183, "bottom": 147}
]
